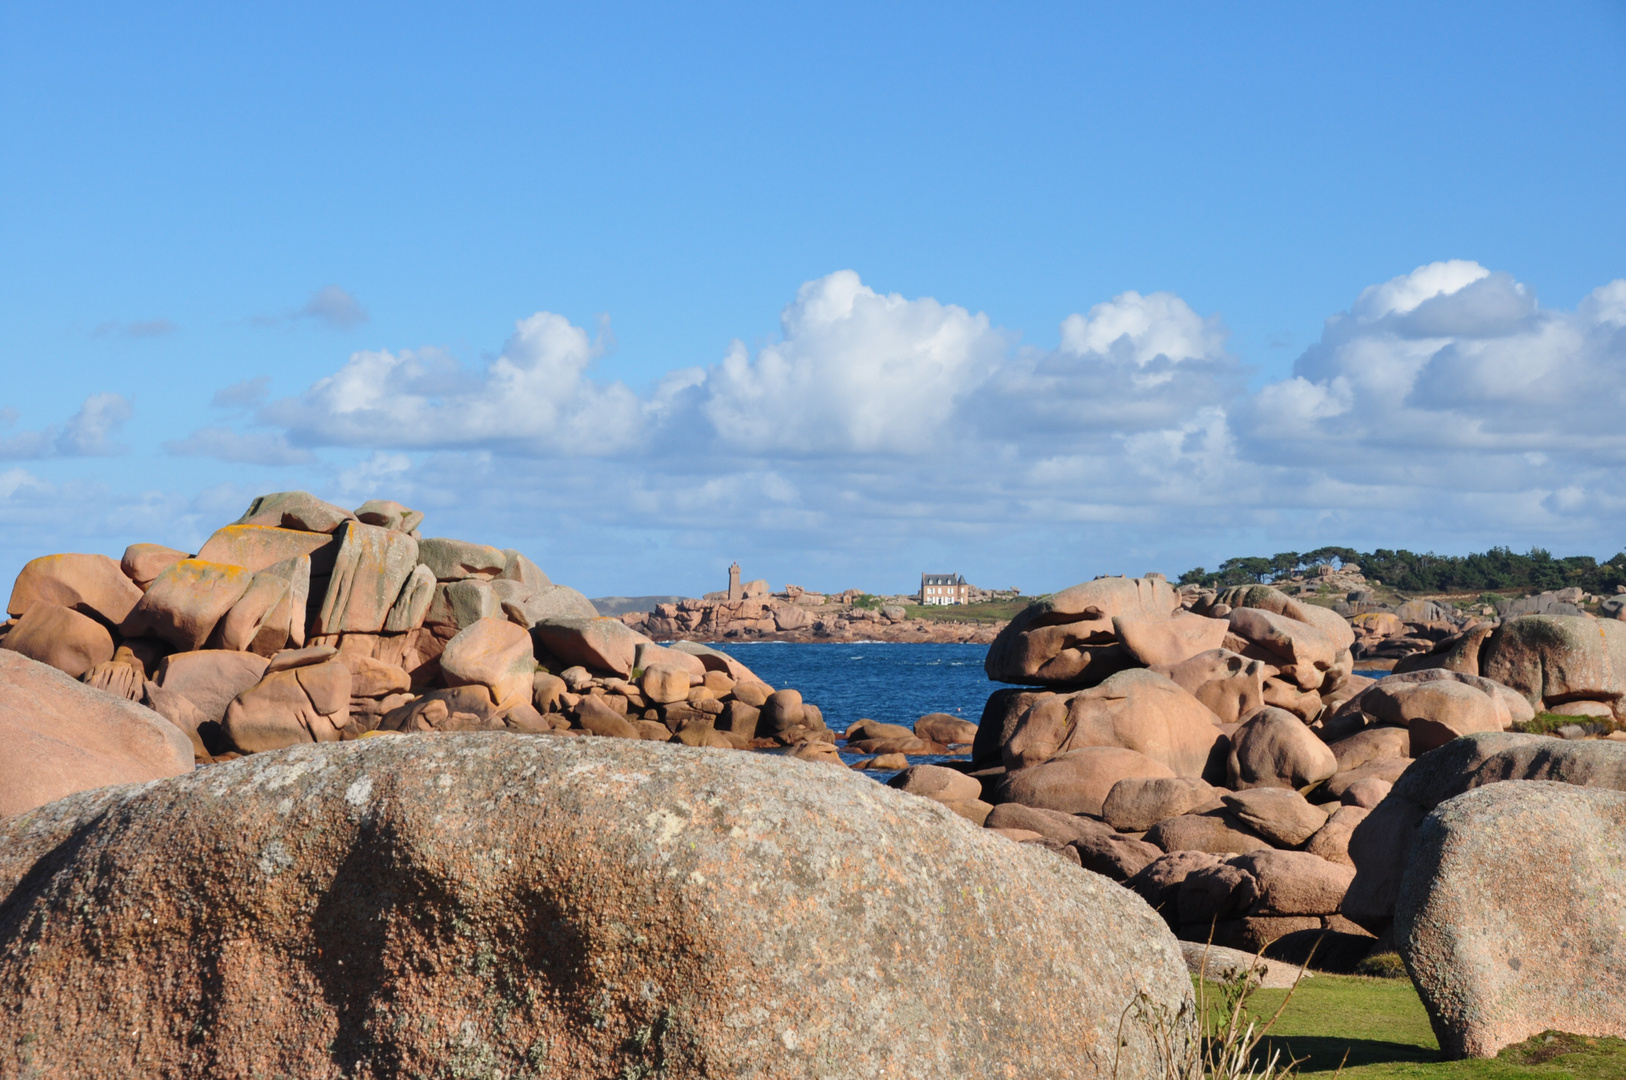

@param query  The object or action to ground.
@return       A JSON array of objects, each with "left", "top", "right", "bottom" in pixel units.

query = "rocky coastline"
[
  {"left": 2, "top": 491, "right": 1626, "bottom": 1071},
  {"left": 622, "top": 595, "right": 1003, "bottom": 645}
]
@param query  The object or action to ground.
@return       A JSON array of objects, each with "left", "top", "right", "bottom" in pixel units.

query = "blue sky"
[{"left": 3, "top": 3, "right": 1625, "bottom": 598}]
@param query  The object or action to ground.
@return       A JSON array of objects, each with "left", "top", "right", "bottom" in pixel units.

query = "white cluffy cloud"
[
  {"left": 701, "top": 270, "right": 1007, "bottom": 453},
  {"left": 260, "top": 312, "right": 646, "bottom": 454},
  {"left": 1059, "top": 289, "right": 1226, "bottom": 366},
  {"left": 1245, "top": 261, "right": 1626, "bottom": 460},
  {"left": 1231, "top": 261, "right": 1626, "bottom": 550}
]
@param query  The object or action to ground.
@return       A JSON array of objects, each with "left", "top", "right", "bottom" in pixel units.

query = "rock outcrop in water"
[
  {"left": 625, "top": 594, "right": 1002, "bottom": 645},
  {"left": 0, "top": 735, "right": 1194, "bottom": 1080}
]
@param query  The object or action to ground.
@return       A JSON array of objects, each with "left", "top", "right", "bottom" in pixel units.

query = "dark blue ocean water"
[
  {"left": 704, "top": 643, "right": 1391, "bottom": 779},
  {"left": 708, "top": 641, "right": 993, "bottom": 732},
  {"left": 707, "top": 641, "right": 1392, "bottom": 736},
  {"left": 707, "top": 641, "right": 993, "bottom": 775}
]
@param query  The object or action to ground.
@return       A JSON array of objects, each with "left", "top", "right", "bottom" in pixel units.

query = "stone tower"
[{"left": 727, "top": 562, "right": 742, "bottom": 601}]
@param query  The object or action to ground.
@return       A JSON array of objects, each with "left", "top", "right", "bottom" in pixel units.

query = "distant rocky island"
[{"left": 603, "top": 564, "right": 1015, "bottom": 644}]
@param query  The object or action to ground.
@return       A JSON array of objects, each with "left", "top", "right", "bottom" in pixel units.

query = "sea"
[
  {"left": 703, "top": 640, "right": 1394, "bottom": 778},
  {"left": 706, "top": 640, "right": 992, "bottom": 775}
]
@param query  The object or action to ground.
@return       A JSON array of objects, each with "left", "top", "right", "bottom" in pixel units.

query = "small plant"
[
  {"left": 1499, "top": 1030, "right": 1626, "bottom": 1068},
  {"left": 619, "top": 1005, "right": 677, "bottom": 1080},
  {"left": 630, "top": 667, "right": 644, "bottom": 680},
  {"left": 1119, "top": 937, "right": 1314, "bottom": 1080},
  {"left": 851, "top": 594, "right": 882, "bottom": 609}
]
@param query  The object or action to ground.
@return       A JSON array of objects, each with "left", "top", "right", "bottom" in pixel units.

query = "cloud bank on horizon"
[{"left": 4, "top": 260, "right": 1625, "bottom": 595}]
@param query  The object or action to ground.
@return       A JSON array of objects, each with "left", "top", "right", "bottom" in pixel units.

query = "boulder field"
[
  {"left": 935, "top": 575, "right": 1626, "bottom": 967},
  {"left": 0, "top": 735, "right": 1193, "bottom": 1080},
  {"left": 1342, "top": 732, "right": 1626, "bottom": 931},
  {"left": 9, "top": 525, "right": 1626, "bottom": 1063},
  {"left": 0, "top": 491, "right": 842, "bottom": 816}
]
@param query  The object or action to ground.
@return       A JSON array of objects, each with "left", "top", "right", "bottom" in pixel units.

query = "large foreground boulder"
[
  {"left": 1397, "top": 781, "right": 1626, "bottom": 1057},
  {"left": 0, "top": 650, "right": 192, "bottom": 817},
  {"left": 0, "top": 735, "right": 1193, "bottom": 1079}
]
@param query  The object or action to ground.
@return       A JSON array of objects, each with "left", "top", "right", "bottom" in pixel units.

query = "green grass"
[
  {"left": 1214, "top": 974, "right": 1626, "bottom": 1079},
  {"left": 1512, "top": 712, "right": 1619, "bottom": 736},
  {"left": 900, "top": 598, "right": 1033, "bottom": 623}
]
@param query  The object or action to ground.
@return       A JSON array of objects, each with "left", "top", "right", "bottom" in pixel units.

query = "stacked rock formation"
[
  {"left": 959, "top": 575, "right": 1550, "bottom": 959},
  {"left": 0, "top": 491, "right": 834, "bottom": 812}
]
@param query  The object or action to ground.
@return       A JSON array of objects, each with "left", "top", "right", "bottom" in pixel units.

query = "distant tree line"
[{"left": 1177, "top": 546, "right": 1626, "bottom": 595}]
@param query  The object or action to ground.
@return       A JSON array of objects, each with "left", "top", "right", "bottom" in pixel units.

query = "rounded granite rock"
[
  {"left": 0, "top": 733, "right": 1194, "bottom": 1080},
  {"left": 1397, "top": 780, "right": 1626, "bottom": 1058}
]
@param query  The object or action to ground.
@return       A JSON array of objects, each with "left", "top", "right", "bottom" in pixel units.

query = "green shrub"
[{"left": 1355, "top": 952, "right": 1409, "bottom": 979}]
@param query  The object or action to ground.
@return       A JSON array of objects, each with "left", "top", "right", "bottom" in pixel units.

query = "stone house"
[{"left": 920, "top": 573, "right": 969, "bottom": 606}]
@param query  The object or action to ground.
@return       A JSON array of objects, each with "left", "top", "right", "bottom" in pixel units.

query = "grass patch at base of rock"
[
  {"left": 1210, "top": 973, "right": 1626, "bottom": 1079},
  {"left": 1512, "top": 712, "right": 1620, "bottom": 737},
  {"left": 900, "top": 599, "right": 1034, "bottom": 623}
]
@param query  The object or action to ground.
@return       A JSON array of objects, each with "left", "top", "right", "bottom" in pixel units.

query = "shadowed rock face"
[
  {"left": 0, "top": 734, "right": 1193, "bottom": 1080},
  {"left": 1342, "top": 733, "right": 1626, "bottom": 932},
  {"left": 1397, "top": 781, "right": 1626, "bottom": 1058}
]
